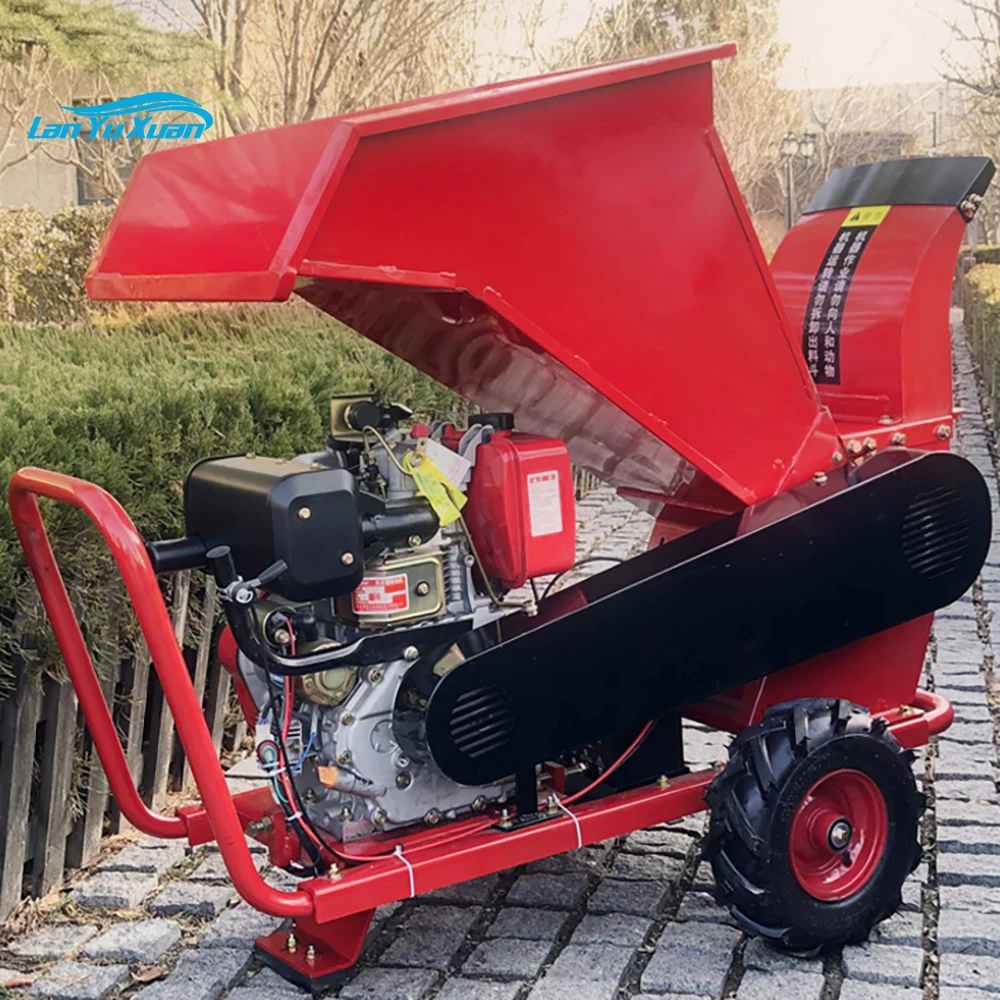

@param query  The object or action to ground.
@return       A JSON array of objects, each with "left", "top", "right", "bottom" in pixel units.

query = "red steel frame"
[{"left": 8, "top": 465, "right": 954, "bottom": 980}]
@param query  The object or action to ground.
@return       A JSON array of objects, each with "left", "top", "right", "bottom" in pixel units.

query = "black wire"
[
  {"left": 265, "top": 679, "right": 328, "bottom": 876},
  {"left": 540, "top": 557, "right": 625, "bottom": 601}
]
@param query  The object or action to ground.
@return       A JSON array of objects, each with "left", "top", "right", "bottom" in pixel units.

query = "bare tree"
[
  {"left": 0, "top": 39, "right": 49, "bottom": 182},
  {"left": 943, "top": 0, "right": 1000, "bottom": 239},
  {"left": 760, "top": 83, "right": 928, "bottom": 227},
  {"left": 187, "top": 0, "right": 473, "bottom": 134}
]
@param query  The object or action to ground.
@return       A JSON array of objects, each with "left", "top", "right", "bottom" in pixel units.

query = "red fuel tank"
[{"left": 465, "top": 432, "right": 575, "bottom": 590}]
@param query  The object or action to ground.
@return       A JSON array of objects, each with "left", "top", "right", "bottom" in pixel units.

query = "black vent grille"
[
  {"left": 901, "top": 485, "right": 971, "bottom": 580},
  {"left": 450, "top": 685, "right": 514, "bottom": 759}
]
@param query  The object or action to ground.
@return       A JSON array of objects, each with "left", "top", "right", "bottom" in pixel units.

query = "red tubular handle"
[{"left": 8, "top": 467, "right": 313, "bottom": 919}]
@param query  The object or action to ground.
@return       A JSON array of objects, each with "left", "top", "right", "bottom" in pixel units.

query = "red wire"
[
  {"left": 276, "top": 670, "right": 331, "bottom": 859},
  {"left": 270, "top": 615, "right": 650, "bottom": 866},
  {"left": 559, "top": 721, "right": 655, "bottom": 807},
  {"left": 335, "top": 721, "right": 657, "bottom": 865}
]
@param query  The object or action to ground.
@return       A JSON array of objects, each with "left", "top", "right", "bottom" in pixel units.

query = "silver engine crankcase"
[{"left": 290, "top": 657, "right": 512, "bottom": 841}]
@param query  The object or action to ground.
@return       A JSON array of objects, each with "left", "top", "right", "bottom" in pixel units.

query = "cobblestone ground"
[{"left": 5, "top": 311, "right": 1000, "bottom": 999}]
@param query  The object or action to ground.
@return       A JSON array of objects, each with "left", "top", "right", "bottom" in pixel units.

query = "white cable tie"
[
  {"left": 286, "top": 810, "right": 303, "bottom": 822},
  {"left": 394, "top": 844, "right": 416, "bottom": 898},
  {"left": 555, "top": 797, "right": 583, "bottom": 850}
]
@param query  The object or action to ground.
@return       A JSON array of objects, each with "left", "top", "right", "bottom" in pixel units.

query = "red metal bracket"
[{"left": 8, "top": 467, "right": 312, "bottom": 919}]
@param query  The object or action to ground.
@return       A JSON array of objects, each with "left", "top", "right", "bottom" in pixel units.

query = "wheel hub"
[
  {"left": 789, "top": 768, "right": 888, "bottom": 902},
  {"left": 827, "top": 818, "right": 853, "bottom": 852}
]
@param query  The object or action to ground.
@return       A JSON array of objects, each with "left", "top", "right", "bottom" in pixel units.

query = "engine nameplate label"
[
  {"left": 527, "top": 470, "right": 563, "bottom": 537},
  {"left": 352, "top": 573, "right": 410, "bottom": 614}
]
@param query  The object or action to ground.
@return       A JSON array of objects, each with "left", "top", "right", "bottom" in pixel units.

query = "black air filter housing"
[{"left": 184, "top": 455, "right": 364, "bottom": 601}]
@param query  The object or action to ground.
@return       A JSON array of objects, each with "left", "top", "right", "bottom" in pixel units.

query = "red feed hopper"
[{"left": 87, "top": 44, "right": 841, "bottom": 512}]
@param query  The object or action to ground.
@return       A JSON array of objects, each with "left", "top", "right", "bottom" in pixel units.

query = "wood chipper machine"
[{"left": 9, "top": 42, "right": 996, "bottom": 989}]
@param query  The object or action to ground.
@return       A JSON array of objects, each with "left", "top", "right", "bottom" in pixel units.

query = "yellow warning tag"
[
  {"left": 403, "top": 451, "right": 467, "bottom": 526},
  {"left": 842, "top": 205, "right": 891, "bottom": 228}
]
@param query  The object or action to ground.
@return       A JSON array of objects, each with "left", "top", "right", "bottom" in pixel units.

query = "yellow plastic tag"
[
  {"left": 842, "top": 205, "right": 891, "bottom": 228},
  {"left": 403, "top": 451, "right": 467, "bottom": 526}
]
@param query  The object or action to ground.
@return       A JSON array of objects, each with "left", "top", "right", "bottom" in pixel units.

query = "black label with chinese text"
[{"left": 801, "top": 206, "right": 889, "bottom": 385}]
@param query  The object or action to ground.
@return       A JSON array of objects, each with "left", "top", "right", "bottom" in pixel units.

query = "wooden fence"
[
  {"left": 0, "top": 466, "right": 606, "bottom": 924},
  {"left": 0, "top": 576, "right": 236, "bottom": 923}
]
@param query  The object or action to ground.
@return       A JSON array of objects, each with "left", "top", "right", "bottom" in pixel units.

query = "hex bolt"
[
  {"left": 863, "top": 437, "right": 877, "bottom": 452},
  {"left": 339, "top": 807, "right": 354, "bottom": 822},
  {"left": 404, "top": 645, "right": 419, "bottom": 661},
  {"left": 273, "top": 627, "right": 291, "bottom": 646},
  {"left": 306, "top": 945, "right": 317, "bottom": 964},
  {"left": 827, "top": 818, "right": 853, "bottom": 851},
  {"left": 891, "top": 432, "right": 907, "bottom": 446},
  {"left": 340, "top": 712, "right": 354, "bottom": 726},
  {"left": 415, "top": 581, "right": 431, "bottom": 597},
  {"left": 657, "top": 774, "right": 671, "bottom": 789},
  {"left": 846, "top": 439, "right": 863, "bottom": 456},
  {"left": 368, "top": 668, "right": 383, "bottom": 683},
  {"left": 408, "top": 534, "right": 422, "bottom": 547},
  {"left": 246, "top": 818, "right": 273, "bottom": 835},
  {"left": 813, "top": 472, "right": 827, "bottom": 486},
  {"left": 472, "top": 796, "right": 487, "bottom": 811},
  {"left": 396, "top": 772, "right": 412, "bottom": 789},
  {"left": 372, "top": 809, "right": 388, "bottom": 825},
  {"left": 287, "top": 933, "right": 298, "bottom": 954},
  {"left": 336, "top": 750, "right": 352, "bottom": 765},
  {"left": 424, "top": 809, "right": 442, "bottom": 826},
  {"left": 936, "top": 424, "right": 953, "bottom": 440},
  {"left": 832, "top": 451, "right": 844, "bottom": 463},
  {"left": 298, "top": 507, "right": 311, "bottom": 520},
  {"left": 341, "top": 551, "right": 355, "bottom": 565},
  {"left": 304, "top": 788, "right": 316, "bottom": 803}
]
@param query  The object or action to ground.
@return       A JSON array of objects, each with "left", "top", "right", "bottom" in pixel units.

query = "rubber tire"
[{"left": 703, "top": 698, "right": 924, "bottom": 952}]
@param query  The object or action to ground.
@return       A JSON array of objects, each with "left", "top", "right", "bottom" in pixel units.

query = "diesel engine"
[{"left": 148, "top": 396, "right": 576, "bottom": 847}]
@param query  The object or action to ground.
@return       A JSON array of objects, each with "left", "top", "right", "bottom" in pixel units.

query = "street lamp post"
[{"left": 781, "top": 129, "right": 817, "bottom": 231}]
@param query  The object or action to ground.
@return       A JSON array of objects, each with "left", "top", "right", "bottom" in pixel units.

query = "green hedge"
[
  {"left": 0, "top": 304, "right": 462, "bottom": 691},
  {"left": 973, "top": 246, "right": 1000, "bottom": 266},
  {"left": 963, "top": 263, "right": 1000, "bottom": 423}
]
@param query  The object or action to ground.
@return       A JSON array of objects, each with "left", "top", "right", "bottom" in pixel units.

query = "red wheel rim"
[{"left": 789, "top": 768, "right": 888, "bottom": 901}]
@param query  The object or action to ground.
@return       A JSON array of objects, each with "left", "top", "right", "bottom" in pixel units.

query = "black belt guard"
[{"left": 393, "top": 450, "right": 990, "bottom": 786}]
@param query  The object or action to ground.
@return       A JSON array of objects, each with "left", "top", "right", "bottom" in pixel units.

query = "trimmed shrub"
[
  {"left": 0, "top": 206, "right": 114, "bottom": 324},
  {"left": 973, "top": 246, "right": 1000, "bottom": 266},
  {"left": 963, "top": 263, "right": 1000, "bottom": 422}
]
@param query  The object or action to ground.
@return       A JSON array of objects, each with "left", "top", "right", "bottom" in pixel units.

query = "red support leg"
[{"left": 255, "top": 911, "right": 375, "bottom": 993}]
